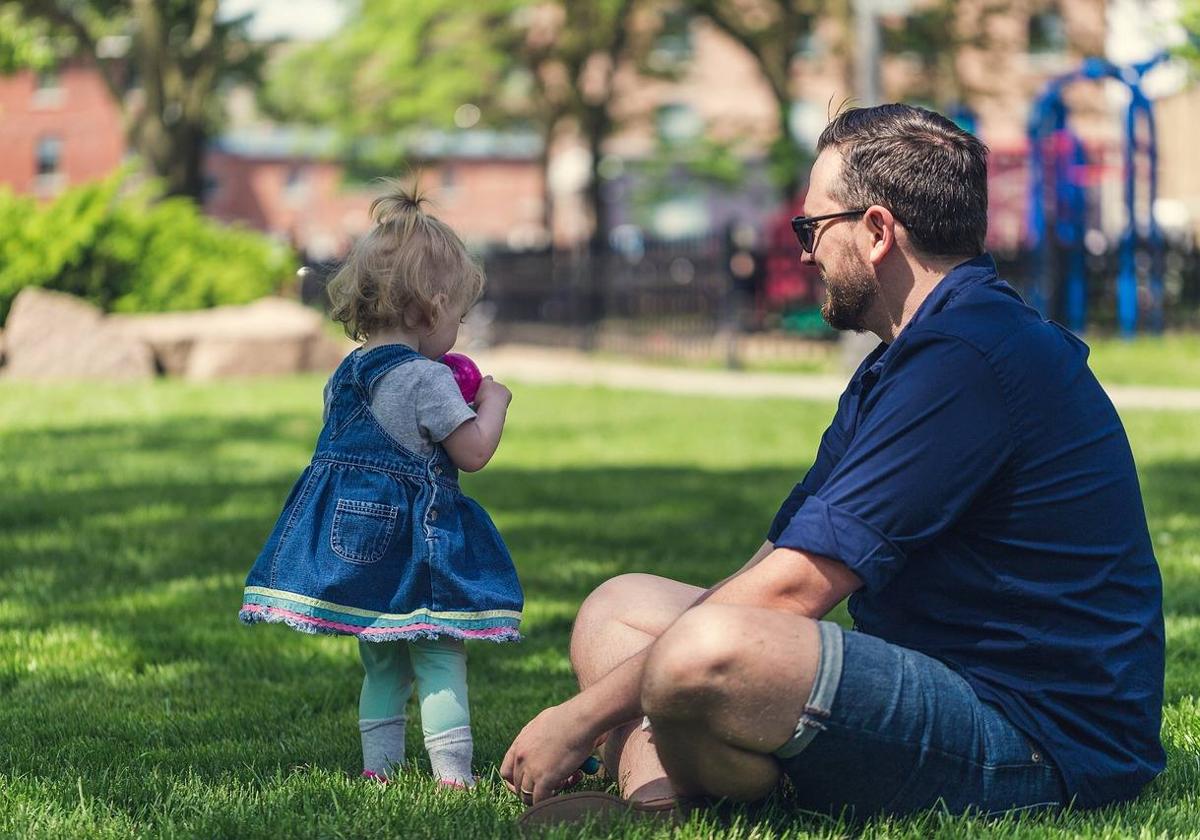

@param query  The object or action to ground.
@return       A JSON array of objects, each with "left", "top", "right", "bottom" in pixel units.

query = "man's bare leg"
[
  {"left": 640, "top": 603, "right": 821, "bottom": 802},
  {"left": 568, "top": 573, "right": 702, "bottom": 801}
]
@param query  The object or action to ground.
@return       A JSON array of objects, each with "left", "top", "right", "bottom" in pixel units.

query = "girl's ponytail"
[{"left": 370, "top": 180, "right": 430, "bottom": 226}]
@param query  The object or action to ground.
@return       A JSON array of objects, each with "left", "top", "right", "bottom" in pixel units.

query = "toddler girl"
[{"left": 239, "top": 186, "right": 522, "bottom": 788}]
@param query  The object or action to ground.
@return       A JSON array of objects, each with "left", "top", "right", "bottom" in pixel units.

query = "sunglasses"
[{"left": 790, "top": 209, "right": 868, "bottom": 255}]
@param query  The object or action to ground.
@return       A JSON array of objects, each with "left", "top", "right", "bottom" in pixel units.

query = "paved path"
[{"left": 474, "top": 345, "right": 1200, "bottom": 412}]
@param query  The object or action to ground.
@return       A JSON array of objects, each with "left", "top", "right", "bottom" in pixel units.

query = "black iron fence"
[{"left": 299, "top": 233, "right": 1200, "bottom": 367}]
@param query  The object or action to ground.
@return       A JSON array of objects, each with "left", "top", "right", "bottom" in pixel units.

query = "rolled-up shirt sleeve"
[
  {"left": 773, "top": 330, "right": 1015, "bottom": 592},
  {"left": 768, "top": 347, "right": 884, "bottom": 544}
]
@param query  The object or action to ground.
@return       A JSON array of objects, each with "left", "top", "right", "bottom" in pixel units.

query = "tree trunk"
[{"left": 583, "top": 110, "right": 610, "bottom": 254}]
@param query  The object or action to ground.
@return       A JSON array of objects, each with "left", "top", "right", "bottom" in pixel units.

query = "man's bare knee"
[
  {"left": 641, "top": 606, "right": 744, "bottom": 721},
  {"left": 570, "top": 573, "right": 667, "bottom": 676}
]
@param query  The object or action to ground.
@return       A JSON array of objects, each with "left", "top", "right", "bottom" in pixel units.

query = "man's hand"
[{"left": 501, "top": 701, "right": 599, "bottom": 804}]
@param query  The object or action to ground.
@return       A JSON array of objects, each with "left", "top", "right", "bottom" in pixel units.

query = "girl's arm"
[{"left": 441, "top": 376, "right": 512, "bottom": 472}]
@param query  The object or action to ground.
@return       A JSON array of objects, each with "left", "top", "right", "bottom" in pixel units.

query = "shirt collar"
[{"left": 862, "top": 252, "right": 999, "bottom": 379}]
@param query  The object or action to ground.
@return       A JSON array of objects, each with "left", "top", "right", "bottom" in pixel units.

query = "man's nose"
[{"left": 799, "top": 249, "right": 815, "bottom": 266}]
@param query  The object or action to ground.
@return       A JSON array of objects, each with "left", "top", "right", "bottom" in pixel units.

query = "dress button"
[
  {"left": 1031, "top": 751, "right": 1042, "bottom": 763},
  {"left": 434, "top": 466, "right": 443, "bottom": 475},
  {"left": 429, "top": 509, "right": 438, "bottom": 522}
]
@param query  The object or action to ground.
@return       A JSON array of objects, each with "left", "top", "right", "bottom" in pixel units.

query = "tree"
[
  {"left": 263, "top": 0, "right": 641, "bottom": 250},
  {"left": 260, "top": 0, "right": 518, "bottom": 146},
  {"left": 2, "top": 0, "right": 260, "bottom": 200},
  {"left": 684, "top": 0, "right": 847, "bottom": 200},
  {"left": 506, "top": 0, "right": 639, "bottom": 250}
]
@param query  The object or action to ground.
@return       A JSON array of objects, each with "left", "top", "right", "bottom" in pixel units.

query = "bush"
[{"left": 0, "top": 172, "right": 296, "bottom": 323}]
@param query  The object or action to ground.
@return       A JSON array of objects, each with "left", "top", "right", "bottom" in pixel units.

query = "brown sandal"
[{"left": 518, "top": 791, "right": 685, "bottom": 832}]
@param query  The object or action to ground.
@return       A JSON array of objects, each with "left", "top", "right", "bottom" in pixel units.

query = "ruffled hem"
[{"left": 238, "top": 603, "right": 521, "bottom": 643}]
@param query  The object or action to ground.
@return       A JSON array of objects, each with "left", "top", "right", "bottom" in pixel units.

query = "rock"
[
  {"left": 305, "top": 333, "right": 356, "bottom": 373},
  {"left": 185, "top": 336, "right": 309, "bottom": 380},
  {"left": 110, "top": 296, "right": 339, "bottom": 379},
  {"left": 1, "top": 288, "right": 156, "bottom": 380},
  {"left": 2, "top": 290, "right": 348, "bottom": 380}
]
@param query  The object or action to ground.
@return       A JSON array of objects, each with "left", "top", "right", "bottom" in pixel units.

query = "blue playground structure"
[{"left": 1026, "top": 53, "right": 1168, "bottom": 336}]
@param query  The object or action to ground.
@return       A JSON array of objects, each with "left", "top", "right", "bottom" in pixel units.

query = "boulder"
[
  {"left": 185, "top": 336, "right": 310, "bottom": 380},
  {"left": 305, "top": 332, "right": 356, "bottom": 373},
  {"left": 1, "top": 288, "right": 156, "bottom": 380},
  {"left": 2, "top": 290, "right": 352, "bottom": 381},
  {"left": 110, "top": 296, "right": 347, "bottom": 379}
]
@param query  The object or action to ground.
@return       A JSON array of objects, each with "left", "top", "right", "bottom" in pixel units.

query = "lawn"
[
  {"left": 627, "top": 332, "right": 1200, "bottom": 390},
  {"left": 1, "top": 377, "right": 1198, "bottom": 838}
]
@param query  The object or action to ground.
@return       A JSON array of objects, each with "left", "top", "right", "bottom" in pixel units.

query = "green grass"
[
  {"left": 606, "top": 332, "right": 1200, "bottom": 389},
  {"left": 1, "top": 378, "right": 1198, "bottom": 838},
  {"left": 1083, "top": 333, "right": 1200, "bottom": 389}
]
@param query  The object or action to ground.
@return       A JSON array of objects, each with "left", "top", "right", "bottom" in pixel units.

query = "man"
[{"left": 502, "top": 104, "right": 1165, "bottom": 823}]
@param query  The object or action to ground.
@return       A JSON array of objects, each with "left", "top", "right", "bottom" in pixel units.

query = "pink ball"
[{"left": 440, "top": 352, "right": 483, "bottom": 403}]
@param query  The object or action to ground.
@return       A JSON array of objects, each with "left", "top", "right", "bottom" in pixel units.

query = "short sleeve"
[
  {"left": 416, "top": 363, "right": 477, "bottom": 443},
  {"left": 773, "top": 331, "right": 1014, "bottom": 591}
]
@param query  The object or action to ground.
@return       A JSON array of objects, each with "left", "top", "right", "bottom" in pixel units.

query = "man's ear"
[{"left": 863, "top": 205, "right": 897, "bottom": 267}]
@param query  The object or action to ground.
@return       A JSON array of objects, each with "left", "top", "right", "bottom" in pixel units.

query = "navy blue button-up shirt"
[{"left": 768, "top": 254, "right": 1165, "bottom": 809}]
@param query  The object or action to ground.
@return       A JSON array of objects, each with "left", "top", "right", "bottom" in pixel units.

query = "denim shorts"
[{"left": 773, "top": 622, "right": 1068, "bottom": 819}]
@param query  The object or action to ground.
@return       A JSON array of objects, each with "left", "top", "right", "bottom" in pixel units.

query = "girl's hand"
[{"left": 475, "top": 375, "right": 512, "bottom": 407}]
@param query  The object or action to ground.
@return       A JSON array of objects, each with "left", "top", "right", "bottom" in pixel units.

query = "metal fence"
[{"left": 299, "top": 233, "right": 1200, "bottom": 367}]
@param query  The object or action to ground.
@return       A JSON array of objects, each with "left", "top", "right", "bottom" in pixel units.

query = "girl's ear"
[{"left": 424, "top": 293, "right": 449, "bottom": 332}]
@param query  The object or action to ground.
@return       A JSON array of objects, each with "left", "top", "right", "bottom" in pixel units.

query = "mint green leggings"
[{"left": 358, "top": 637, "right": 469, "bottom": 737}]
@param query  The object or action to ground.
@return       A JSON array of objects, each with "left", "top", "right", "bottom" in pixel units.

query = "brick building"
[
  {"left": 203, "top": 128, "right": 547, "bottom": 258},
  {"left": 0, "top": 59, "right": 125, "bottom": 197}
]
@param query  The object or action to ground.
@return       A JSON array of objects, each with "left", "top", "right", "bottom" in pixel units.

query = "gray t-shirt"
[{"left": 324, "top": 352, "right": 476, "bottom": 456}]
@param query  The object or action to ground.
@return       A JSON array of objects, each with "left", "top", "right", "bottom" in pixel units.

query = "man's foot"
[{"left": 517, "top": 791, "right": 688, "bottom": 832}]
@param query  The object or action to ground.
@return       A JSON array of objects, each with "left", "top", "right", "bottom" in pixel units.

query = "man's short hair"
[{"left": 816, "top": 104, "right": 989, "bottom": 258}]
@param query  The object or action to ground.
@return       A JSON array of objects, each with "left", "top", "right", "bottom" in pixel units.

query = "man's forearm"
[{"left": 563, "top": 646, "right": 652, "bottom": 739}]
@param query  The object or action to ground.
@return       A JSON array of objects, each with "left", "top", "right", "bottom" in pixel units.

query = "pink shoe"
[
  {"left": 361, "top": 770, "right": 390, "bottom": 784},
  {"left": 437, "top": 776, "right": 476, "bottom": 790}
]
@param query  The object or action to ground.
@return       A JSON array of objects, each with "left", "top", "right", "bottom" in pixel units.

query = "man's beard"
[{"left": 819, "top": 251, "right": 879, "bottom": 332}]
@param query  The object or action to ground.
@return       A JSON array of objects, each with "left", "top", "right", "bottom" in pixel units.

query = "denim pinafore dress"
[{"left": 239, "top": 344, "right": 523, "bottom": 642}]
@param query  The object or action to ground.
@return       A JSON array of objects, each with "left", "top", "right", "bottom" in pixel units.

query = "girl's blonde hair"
[{"left": 327, "top": 181, "right": 485, "bottom": 341}]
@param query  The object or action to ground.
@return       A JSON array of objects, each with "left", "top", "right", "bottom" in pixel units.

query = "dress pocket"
[{"left": 330, "top": 498, "right": 399, "bottom": 565}]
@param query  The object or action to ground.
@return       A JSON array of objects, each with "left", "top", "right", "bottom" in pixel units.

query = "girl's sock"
[
  {"left": 424, "top": 725, "right": 474, "bottom": 787},
  {"left": 358, "top": 640, "right": 416, "bottom": 777},
  {"left": 359, "top": 714, "right": 407, "bottom": 778},
  {"left": 409, "top": 637, "right": 473, "bottom": 786}
]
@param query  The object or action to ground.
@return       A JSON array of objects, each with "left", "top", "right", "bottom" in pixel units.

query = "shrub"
[{"left": 0, "top": 171, "right": 295, "bottom": 323}]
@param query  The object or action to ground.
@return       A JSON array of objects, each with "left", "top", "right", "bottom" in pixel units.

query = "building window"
[
  {"left": 34, "top": 135, "right": 65, "bottom": 195},
  {"left": 656, "top": 103, "right": 702, "bottom": 145},
  {"left": 441, "top": 165, "right": 459, "bottom": 199},
  {"left": 31, "top": 66, "right": 65, "bottom": 109},
  {"left": 1028, "top": 11, "right": 1067, "bottom": 55},
  {"left": 648, "top": 8, "right": 693, "bottom": 71},
  {"left": 36, "top": 136, "right": 62, "bottom": 176},
  {"left": 793, "top": 15, "right": 820, "bottom": 60},
  {"left": 283, "top": 164, "right": 311, "bottom": 205}
]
